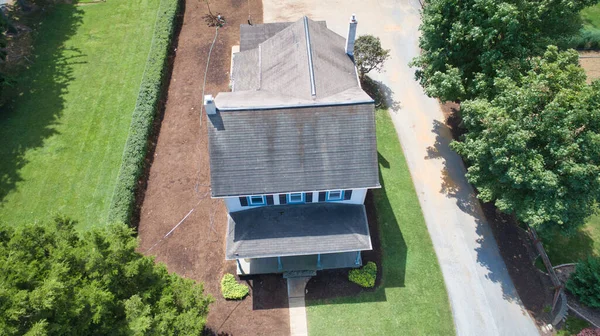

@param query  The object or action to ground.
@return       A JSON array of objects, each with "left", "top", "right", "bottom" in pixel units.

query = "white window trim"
[
  {"left": 326, "top": 190, "right": 344, "bottom": 201},
  {"left": 248, "top": 195, "right": 266, "bottom": 206},
  {"left": 287, "top": 193, "right": 305, "bottom": 204}
]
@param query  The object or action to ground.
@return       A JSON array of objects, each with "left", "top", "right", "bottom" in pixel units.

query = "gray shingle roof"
[
  {"left": 208, "top": 16, "right": 379, "bottom": 197},
  {"left": 225, "top": 203, "right": 372, "bottom": 259},
  {"left": 208, "top": 103, "right": 379, "bottom": 197},
  {"left": 224, "top": 16, "right": 371, "bottom": 107},
  {"left": 239, "top": 21, "right": 327, "bottom": 52}
]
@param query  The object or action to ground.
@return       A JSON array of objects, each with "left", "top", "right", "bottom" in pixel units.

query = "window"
[
  {"left": 326, "top": 190, "right": 343, "bottom": 201},
  {"left": 248, "top": 195, "right": 266, "bottom": 206},
  {"left": 288, "top": 193, "right": 304, "bottom": 204}
]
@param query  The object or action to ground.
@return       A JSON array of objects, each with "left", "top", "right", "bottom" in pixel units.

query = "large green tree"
[
  {"left": 412, "top": 0, "right": 599, "bottom": 102},
  {"left": 451, "top": 47, "right": 600, "bottom": 231},
  {"left": 0, "top": 218, "right": 212, "bottom": 335}
]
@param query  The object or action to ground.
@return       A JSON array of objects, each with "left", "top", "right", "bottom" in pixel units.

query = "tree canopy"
[
  {"left": 354, "top": 35, "right": 390, "bottom": 79},
  {"left": 412, "top": 0, "right": 599, "bottom": 102},
  {"left": 0, "top": 218, "right": 212, "bottom": 335},
  {"left": 451, "top": 47, "right": 600, "bottom": 232}
]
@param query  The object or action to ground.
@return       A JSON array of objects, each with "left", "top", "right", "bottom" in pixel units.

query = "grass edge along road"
[
  {"left": 306, "top": 109, "right": 454, "bottom": 336},
  {"left": 0, "top": 0, "right": 160, "bottom": 230}
]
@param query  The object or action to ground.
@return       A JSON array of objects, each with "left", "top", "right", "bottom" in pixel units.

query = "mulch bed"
[
  {"left": 440, "top": 102, "right": 556, "bottom": 328},
  {"left": 305, "top": 191, "right": 383, "bottom": 300},
  {"left": 135, "top": 0, "right": 291, "bottom": 335}
]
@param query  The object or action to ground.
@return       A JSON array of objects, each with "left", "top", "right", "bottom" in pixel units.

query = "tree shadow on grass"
[
  {"left": 305, "top": 151, "right": 407, "bottom": 305},
  {"left": 361, "top": 76, "right": 401, "bottom": 112},
  {"left": 0, "top": 4, "right": 84, "bottom": 204}
]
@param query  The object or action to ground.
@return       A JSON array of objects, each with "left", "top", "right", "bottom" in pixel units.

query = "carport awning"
[{"left": 225, "top": 203, "right": 372, "bottom": 260}]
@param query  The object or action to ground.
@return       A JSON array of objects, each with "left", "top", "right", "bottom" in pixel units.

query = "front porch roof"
[{"left": 225, "top": 203, "right": 372, "bottom": 259}]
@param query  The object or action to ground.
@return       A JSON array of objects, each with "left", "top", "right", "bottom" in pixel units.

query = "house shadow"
[
  {"left": 425, "top": 119, "right": 540, "bottom": 306},
  {"left": 303, "top": 151, "right": 407, "bottom": 305},
  {"left": 0, "top": 4, "right": 84, "bottom": 204}
]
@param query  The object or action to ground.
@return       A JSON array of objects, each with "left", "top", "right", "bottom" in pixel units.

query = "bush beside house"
[
  {"left": 108, "top": 0, "right": 181, "bottom": 224},
  {"left": 348, "top": 261, "right": 377, "bottom": 288},
  {"left": 220, "top": 274, "right": 249, "bottom": 300}
]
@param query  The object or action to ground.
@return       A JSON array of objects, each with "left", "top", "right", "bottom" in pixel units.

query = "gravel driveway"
[{"left": 261, "top": 0, "right": 540, "bottom": 334}]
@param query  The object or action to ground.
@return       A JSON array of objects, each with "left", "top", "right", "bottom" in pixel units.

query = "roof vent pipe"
[
  {"left": 345, "top": 14, "right": 358, "bottom": 57},
  {"left": 204, "top": 95, "right": 216, "bottom": 115}
]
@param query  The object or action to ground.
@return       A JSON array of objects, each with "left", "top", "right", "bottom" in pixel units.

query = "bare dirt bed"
[
  {"left": 440, "top": 103, "right": 555, "bottom": 329},
  {"left": 136, "top": 0, "right": 290, "bottom": 335},
  {"left": 580, "top": 51, "right": 600, "bottom": 83}
]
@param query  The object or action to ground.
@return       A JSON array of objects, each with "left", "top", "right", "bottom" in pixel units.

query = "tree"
[
  {"left": 411, "top": 0, "right": 600, "bottom": 102},
  {"left": 451, "top": 47, "right": 600, "bottom": 232},
  {"left": 0, "top": 217, "right": 212, "bottom": 335},
  {"left": 354, "top": 35, "right": 390, "bottom": 79},
  {"left": 566, "top": 256, "right": 600, "bottom": 308}
]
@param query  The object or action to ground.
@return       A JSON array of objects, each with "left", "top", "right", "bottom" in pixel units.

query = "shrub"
[
  {"left": 108, "top": 0, "right": 181, "bottom": 224},
  {"left": 221, "top": 273, "right": 249, "bottom": 300},
  {"left": 566, "top": 257, "right": 600, "bottom": 308},
  {"left": 348, "top": 261, "right": 377, "bottom": 288}
]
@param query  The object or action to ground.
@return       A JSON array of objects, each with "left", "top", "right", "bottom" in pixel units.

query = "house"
[{"left": 205, "top": 15, "right": 380, "bottom": 276}]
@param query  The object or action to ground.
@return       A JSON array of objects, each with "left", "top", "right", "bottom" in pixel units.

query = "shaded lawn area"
[
  {"left": 539, "top": 214, "right": 600, "bottom": 265},
  {"left": 306, "top": 109, "right": 454, "bottom": 335},
  {"left": 0, "top": 0, "right": 160, "bottom": 229}
]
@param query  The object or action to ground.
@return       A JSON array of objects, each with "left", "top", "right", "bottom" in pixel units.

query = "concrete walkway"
[
  {"left": 263, "top": 1, "right": 540, "bottom": 335},
  {"left": 287, "top": 277, "right": 310, "bottom": 336}
]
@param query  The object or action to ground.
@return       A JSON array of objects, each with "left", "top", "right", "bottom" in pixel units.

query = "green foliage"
[
  {"left": 220, "top": 273, "right": 249, "bottom": 300},
  {"left": 348, "top": 261, "right": 377, "bottom": 288},
  {"left": 354, "top": 35, "right": 390, "bottom": 79},
  {"left": 567, "top": 256, "right": 600, "bottom": 308},
  {"left": 412, "top": 0, "right": 600, "bottom": 102},
  {"left": 451, "top": 46, "right": 600, "bottom": 231},
  {"left": 556, "top": 315, "right": 591, "bottom": 336},
  {"left": 108, "top": 0, "right": 180, "bottom": 224},
  {"left": 0, "top": 217, "right": 212, "bottom": 335}
]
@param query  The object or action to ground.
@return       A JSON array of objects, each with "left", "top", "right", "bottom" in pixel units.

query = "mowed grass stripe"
[
  {"left": 0, "top": 0, "right": 160, "bottom": 229},
  {"left": 306, "top": 109, "right": 454, "bottom": 335}
]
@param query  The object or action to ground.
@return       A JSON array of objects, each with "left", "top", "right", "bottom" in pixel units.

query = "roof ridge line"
[{"left": 303, "top": 16, "right": 317, "bottom": 97}]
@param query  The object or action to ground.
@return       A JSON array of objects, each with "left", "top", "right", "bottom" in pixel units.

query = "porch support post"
[
  {"left": 355, "top": 251, "right": 361, "bottom": 265},
  {"left": 317, "top": 254, "right": 322, "bottom": 268},
  {"left": 277, "top": 256, "right": 283, "bottom": 271}
]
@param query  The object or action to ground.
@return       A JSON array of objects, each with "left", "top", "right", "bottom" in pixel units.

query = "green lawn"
[
  {"left": 540, "top": 214, "right": 600, "bottom": 265},
  {"left": 0, "top": 0, "right": 160, "bottom": 229},
  {"left": 306, "top": 110, "right": 454, "bottom": 335},
  {"left": 582, "top": 4, "right": 600, "bottom": 30}
]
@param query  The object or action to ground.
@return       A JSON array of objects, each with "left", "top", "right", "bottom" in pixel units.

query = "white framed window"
[
  {"left": 288, "top": 193, "right": 304, "bottom": 204},
  {"left": 248, "top": 195, "right": 266, "bottom": 206},
  {"left": 326, "top": 190, "right": 343, "bottom": 201}
]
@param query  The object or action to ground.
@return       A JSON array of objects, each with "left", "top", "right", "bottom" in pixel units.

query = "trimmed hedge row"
[
  {"left": 108, "top": 0, "right": 180, "bottom": 224},
  {"left": 557, "top": 28, "right": 600, "bottom": 50}
]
